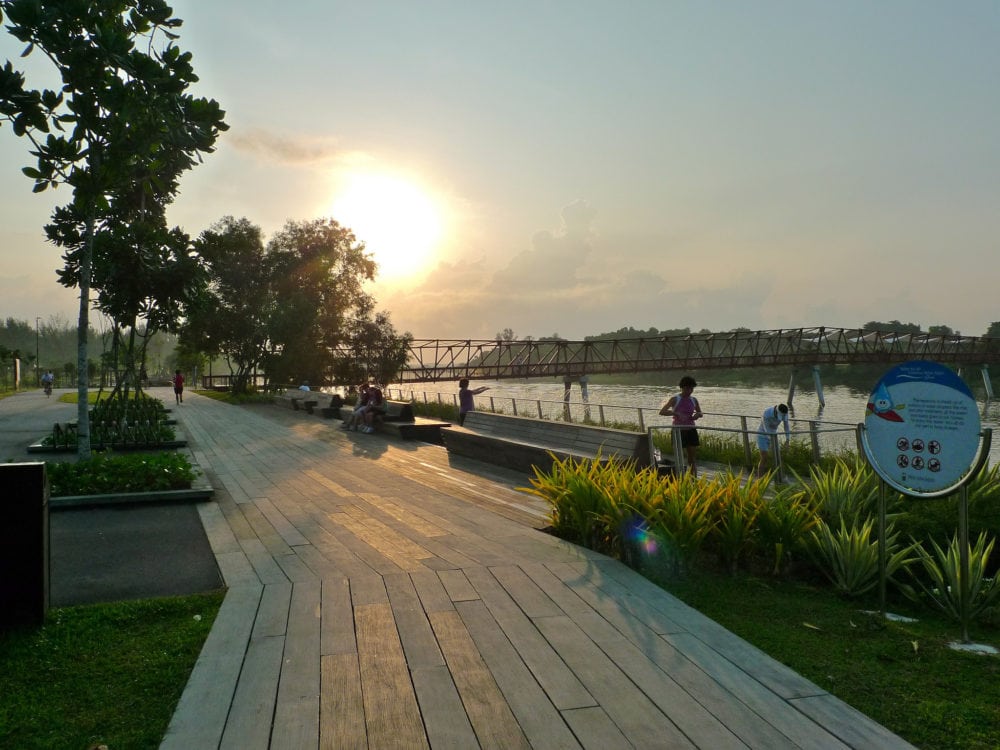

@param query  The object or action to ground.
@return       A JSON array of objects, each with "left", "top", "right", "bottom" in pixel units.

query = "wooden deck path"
[{"left": 158, "top": 392, "right": 914, "bottom": 749}]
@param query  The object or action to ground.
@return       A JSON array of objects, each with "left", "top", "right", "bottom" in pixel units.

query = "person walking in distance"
[
  {"left": 756, "top": 403, "right": 791, "bottom": 475},
  {"left": 659, "top": 375, "right": 703, "bottom": 476},
  {"left": 172, "top": 369, "right": 185, "bottom": 404},
  {"left": 458, "top": 379, "right": 489, "bottom": 426}
]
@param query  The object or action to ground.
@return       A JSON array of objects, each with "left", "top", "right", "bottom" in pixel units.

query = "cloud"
[
  {"left": 228, "top": 128, "right": 345, "bottom": 165},
  {"left": 489, "top": 199, "right": 597, "bottom": 292}
]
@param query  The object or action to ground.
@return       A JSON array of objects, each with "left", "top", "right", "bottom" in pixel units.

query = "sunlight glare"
[{"left": 331, "top": 171, "right": 444, "bottom": 283}]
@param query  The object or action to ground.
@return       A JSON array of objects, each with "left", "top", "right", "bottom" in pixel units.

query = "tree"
[
  {"left": 985, "top": 322, "right": 1000, "bottom": 339},
  {"left": 329, "top": 312, "right": 412, "bottom": 387},
  {"left": 181, "top": 217, "right": 403, "bottom": 393},
  {"left": 181, "top": 217, "right": 273, "bottom": 394},
  {"left": 861, "top": 320, "right": 922, "bottom": 334},
  {"left": 0, "top": 1, "right": 226, "bottom": 456},
  {"left": 927, "top": 325, "right": 955, "bottom": 336},
  {"left": 264, "top": 218, "right": 376, "bottom": 386}
]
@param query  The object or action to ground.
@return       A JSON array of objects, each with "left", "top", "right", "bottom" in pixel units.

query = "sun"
[{"left": 330, "top": 171, "right": 444, "bottom": 283}]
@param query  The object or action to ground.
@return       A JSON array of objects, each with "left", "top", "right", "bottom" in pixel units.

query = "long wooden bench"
[
  {"left": 441, "top": 411, "right": 651, "bottom": 474},
  {"left": 337, "top": 399, "right": 414, "bottom": 426},
  {"left": 276, "top": 389, "right": 321, "bottom": 414},
  {"left": 335, "top": 400, "right": 450, "bottom": 442}
]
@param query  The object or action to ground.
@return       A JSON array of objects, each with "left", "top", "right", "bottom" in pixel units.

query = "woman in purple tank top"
[{"left": 659, "top": 375, "right": 703, "bottom": 476}]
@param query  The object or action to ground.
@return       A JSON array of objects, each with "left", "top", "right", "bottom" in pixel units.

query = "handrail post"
[
  {"left": 512, "top": 398, "right": 518, "bottom": 416},
  {"left": 637, "top": 408, "right": 645, "bottom": 432},
  {"left": 808, "top": 420, "right": 821, "bottom": 463},
  {"left": 536, "top": 399, "right": 543, "bottom": 419},
  {"left": 741, "top": 416, "right": 752, "bottom": 468},
  {"left": 672, "top": 425, "right": 685, "bottom": 473},
  {"left": 598, "top": 405, "right": 606, "bottom": 426},
  {"left": 772, "top": 436, "right": 784, "bottom": 484},
  {"left": 489, "top": 396, "right": 495, "bottom": 413}
]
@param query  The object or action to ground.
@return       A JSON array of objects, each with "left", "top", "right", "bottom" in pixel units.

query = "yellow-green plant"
[
  {"left": 907, "top": 532, "right": 1000, "bottom": 630},
  {"left": 520, "top": 454, "right": 607, "bottom": 546},
  {"left": 802, "top": 457, "right": 890, "bottom": 525},
  {"left": 709, "top": 472, "right": 771, "bottom": 575},
  {"left": 808, "top": 516, "right": 918, "bottom": 597},
  {"left": 591, "top": 462, "right": 662, "bottom": 567},
  {"left": 758, "top": 483, "right": 821, "bottom": 575},
  {"left": 645, "top": 472, "right": 717, "bottom": 575}
]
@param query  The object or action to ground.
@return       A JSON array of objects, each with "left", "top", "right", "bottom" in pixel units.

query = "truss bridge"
[{"left": 398, "top": 327, "right": 1000, "bottom": 383}]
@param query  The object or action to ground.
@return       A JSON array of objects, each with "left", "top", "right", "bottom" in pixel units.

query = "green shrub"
[
  {"left": 46, "top": 452, "right": 196, "bottom": 496},
  {"left": 906, "top": 532, "right": 1000, "bottom": 633},
  {"left": 808, "top": 516, "right": 918, "bottom": 597},
  {"left": 758, "top": 485, "right": 822, "bottom": 575},
  {"left": 707, "top": 472, "right": 771, "bottom": 575}
]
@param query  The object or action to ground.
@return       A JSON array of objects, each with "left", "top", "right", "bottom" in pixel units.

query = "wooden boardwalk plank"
[
  {"left": 320, "top": 653, "right": 366, "bottom": 750},
  {"left": 355, "top": 602, "right": 429, "bottom": 749},
  {"left": 562, "top": 706, "right": 633, "bottom": 750},
  {"left": 411, "top": 664, "right": 480, "bottom": 749},
  {"left": 428, "top": 609, "right": 531, "bottom": 749},
  {"left": 533, "top": 614, "right": 697, "bottom": 748},
  {"left": 321, "top": 576, "right": 356, "bottom": 657},
  {"left": 219, "top": 635, "right": 284, "bottom": 750},
  {"left": 457, "top": 599, "right": 583, "bottom": 749},
  {"left": 271, "top": 580, "right": 322, "bottom": 748},
  {"left": 160, "top": 583, "right": 264, "bottom": 749},
  {"left": 462, "top": 565, "right": 595, "bottom": 711},
  {"left": 384, "top": 573, "right": 445, "bottom": 671}
]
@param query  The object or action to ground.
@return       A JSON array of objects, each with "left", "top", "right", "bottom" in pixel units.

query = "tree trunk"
[{"left": 76, "top": 212, "right": 94, "bottom": 459}]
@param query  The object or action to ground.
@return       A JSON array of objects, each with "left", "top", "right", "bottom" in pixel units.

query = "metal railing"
[{"left": 385, "top": 386, "right": 859, "bottom": 473}]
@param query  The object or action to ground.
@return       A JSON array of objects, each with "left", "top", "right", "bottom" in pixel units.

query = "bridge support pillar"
[
  {"left": 563, "top": 376, "right": 572, "bottom": 421},
  {"left": 787, "top": 370, "right": 796, "bottom": 408},
  {"left": 812, "top": 365, "right": 826, "bottom": 408},
  {"left": 983, "top": 365, "right": 994, "bottom": 400}
]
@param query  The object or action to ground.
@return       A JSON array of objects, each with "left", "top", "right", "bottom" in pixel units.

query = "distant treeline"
[
  {"left": 585, "top": 320, "right": 1000, "bottom": 342},
  {"left": 575, "top": 320, "right": 1000, "bottom": 394},
  {"left": 0, "top": 316, "right": 180, "bottom": 383}
]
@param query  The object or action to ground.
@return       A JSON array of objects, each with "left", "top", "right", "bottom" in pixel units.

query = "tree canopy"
[
  {"left": 181, "top": 216, "right": 411, "bottom": 393},
  {"left": 0, "top": 0, "right": 226, "bottom": 455}
]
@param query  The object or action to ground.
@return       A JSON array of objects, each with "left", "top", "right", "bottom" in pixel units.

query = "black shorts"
[{"left": 678, "top": 427, "right": 699, "bottom": 448}]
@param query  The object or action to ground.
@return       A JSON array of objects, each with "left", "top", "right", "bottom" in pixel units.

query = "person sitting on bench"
[
  {"left": 360, "top": 384, "right": 386, "bottom": 433},
  {"left": 341, "top": 383, "right": 371, "bottom": 431}
]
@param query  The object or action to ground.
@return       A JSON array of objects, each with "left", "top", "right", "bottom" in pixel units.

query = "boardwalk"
[{"left": 160, "top": 392, "right": 914, "bottom": 749}]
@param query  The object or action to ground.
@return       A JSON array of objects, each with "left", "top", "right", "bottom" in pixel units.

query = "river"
[{"left": 395, "top": 378, "right": 1000, "bottom": 466}]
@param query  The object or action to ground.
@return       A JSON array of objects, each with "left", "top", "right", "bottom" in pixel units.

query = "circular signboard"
[{"left": 862, "top": 360, "right": 981, "bottom": 495}]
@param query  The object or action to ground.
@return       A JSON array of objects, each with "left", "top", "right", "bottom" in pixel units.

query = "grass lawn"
[
  {"left": 0, "top": 592, "right": 224, "bottom": 750},
  {"left": 658, "top": 569, "right": 1000, "bottom": 750}
]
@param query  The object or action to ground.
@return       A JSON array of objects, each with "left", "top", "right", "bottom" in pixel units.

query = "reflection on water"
[{"left": 404, "top": 379, "right": 999, "bottom": 466}]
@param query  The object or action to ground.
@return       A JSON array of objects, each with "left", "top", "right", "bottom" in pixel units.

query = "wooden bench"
[
  {"left": 338, "top": 399, "right": 414, "bottom": 425},
  {"left": 277, "top": 389, "right": 320, "bottom": 414},
  {"left": 441, "top": 411, "right": 651, "bottom": 474},
  {"left": 337, "top": 400, "right": 452, "bottom": 442}
]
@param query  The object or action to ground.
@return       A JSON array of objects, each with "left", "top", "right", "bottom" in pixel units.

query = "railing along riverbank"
[{"left": 383, "top": 386, "right": 859, "bottom": 472}]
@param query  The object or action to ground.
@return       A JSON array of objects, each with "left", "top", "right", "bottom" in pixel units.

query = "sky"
[{"left": 1, "top": 1, "right": 999, "bottom": 340}]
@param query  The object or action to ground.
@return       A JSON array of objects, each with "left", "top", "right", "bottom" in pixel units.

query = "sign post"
[{"left": 858, "top": 360, "right": 990, "bottom": 636}]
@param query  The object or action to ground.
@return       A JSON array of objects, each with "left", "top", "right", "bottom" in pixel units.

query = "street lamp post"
[{"left": 35, "top": 317, "right": 40, "bottom": 386}]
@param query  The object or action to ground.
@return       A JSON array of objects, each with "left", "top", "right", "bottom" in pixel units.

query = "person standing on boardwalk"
[
  {"left": 458, "top": 379, "right": 489, "bottom": 426},
  {"left": 659, "top": 375, "right": 703, "bottom": 476},
  {"left": 172, "top": 369, "right": 185, "bottom": 404},
  {"left": 756, "top": 403, "right": 790, "bottom": 475}
]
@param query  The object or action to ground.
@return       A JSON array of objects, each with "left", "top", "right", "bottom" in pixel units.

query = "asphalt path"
[{"left": 1, "top": 389, "right": 223, "bottom": 609}]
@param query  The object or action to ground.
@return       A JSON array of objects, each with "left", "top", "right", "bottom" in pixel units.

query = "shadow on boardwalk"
[{"left": 157, "top": 391, "right": 913, "bottom": 749}]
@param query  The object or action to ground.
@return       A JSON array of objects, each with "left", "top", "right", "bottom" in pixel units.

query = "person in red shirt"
[{"left": 172, "top": 370, "right": 184, "bottom": 404}]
